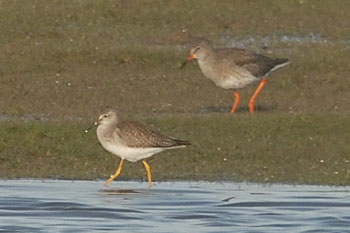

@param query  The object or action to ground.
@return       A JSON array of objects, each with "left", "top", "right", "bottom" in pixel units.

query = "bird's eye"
[{"left": 103, "top": 115, "right": 108, "bottom": 118}]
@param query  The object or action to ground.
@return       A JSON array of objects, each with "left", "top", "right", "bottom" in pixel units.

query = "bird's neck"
[
  {"left": 97, "top": 122, "right": 117, "bottom": 138},
  {"left": 198, "top": 49, "right": 215, "bottom": 65}
]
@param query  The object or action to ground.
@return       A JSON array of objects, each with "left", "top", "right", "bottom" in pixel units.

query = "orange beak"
[
  {"left": 187, "top": 53, "right": 195, "bottom": 61},
  {"left": 180, "top": 53, "right": 196, "bottom": 69}
]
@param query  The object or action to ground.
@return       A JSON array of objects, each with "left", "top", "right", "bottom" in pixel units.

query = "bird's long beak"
[
  {"left": 180, "top": 53, "right": 195, "bottom": 69},
  {"left": 84, "top": 121, "right": 98, "bottom": 133}
]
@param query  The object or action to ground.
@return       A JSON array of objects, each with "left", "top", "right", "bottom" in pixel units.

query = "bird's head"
[
  {"left": 180, "top": 40, "right": 212, "bottom": 69},
  {"left": 96, "top": 107, "right": 119, "bottom": 126}
]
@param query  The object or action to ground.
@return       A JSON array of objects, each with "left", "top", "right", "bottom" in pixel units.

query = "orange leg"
[
  {"left": 230, "top": 90, "right": 240, "bottom": 114},
  {"left": 142, "top": 160, "right": 152, "bottom": 188},
  {"left": 249, "top": 77, "right": 267, "bottom": 114},
  {"left": 105, "top": 158, "right": 125, "bottom": 187}
]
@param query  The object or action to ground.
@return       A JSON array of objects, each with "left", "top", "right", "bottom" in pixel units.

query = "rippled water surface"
[{"left": 0, "top": 180, "right": 349, "bottom": 232}]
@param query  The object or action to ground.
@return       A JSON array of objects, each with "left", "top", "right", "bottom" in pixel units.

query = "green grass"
[{"left": 1, "top": 114, "right": 349, "bottom": 185}]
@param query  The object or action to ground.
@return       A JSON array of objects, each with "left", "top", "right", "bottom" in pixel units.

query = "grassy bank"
[{"left": 1, "top": 114, "right": 349, "bottom": 185}]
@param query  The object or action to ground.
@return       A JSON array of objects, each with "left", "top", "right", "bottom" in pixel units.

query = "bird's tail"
[
  {"left": 174, "top": 139, "right": 191, "bottom": 146},
  {"left": 270, "top": 58, "right": 290, "bottom": 73},
  {"left": 275, "top": 58, "right": 289, "bottom": 65}
]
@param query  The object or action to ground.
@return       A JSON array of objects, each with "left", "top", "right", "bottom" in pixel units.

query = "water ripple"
[{"left": 0, "top": 180, "right": 349, "bottom": 232}]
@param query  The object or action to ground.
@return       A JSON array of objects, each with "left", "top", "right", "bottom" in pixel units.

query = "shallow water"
[{"left": 0, "top": 180, "right": 349, "bottom": 232}]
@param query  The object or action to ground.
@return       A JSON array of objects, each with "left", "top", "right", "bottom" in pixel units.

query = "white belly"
[
  {"left": 96, "top": 124, "right": 165, "bottom": 162},
  {"left": 102, "top": 141, "right": 164, "bottom": 162},
  {"left": 198, "top": 61, "right": 258, "bottom": 90},
  {"left": 216, "top": 74, "right": 258, "bottom": 89}
]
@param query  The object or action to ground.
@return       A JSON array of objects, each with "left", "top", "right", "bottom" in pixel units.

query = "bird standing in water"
[{"left": 95, "top": 108, "right": 190, "bottom": 187}]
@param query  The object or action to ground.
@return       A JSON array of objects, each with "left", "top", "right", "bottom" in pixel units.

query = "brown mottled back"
[
  {"left": 116, "top": 121, "right": 190, "bottom": 148},
  {"left": 216, "top": 48, "right": 289, "bottom": 78}
]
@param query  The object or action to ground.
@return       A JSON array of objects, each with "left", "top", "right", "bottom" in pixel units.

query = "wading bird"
[
  {"left": 181, "top": 40, "right": 290, "bottom": 114},
  {"left": 95, "top": 108, "right": 190, "bottom": 187}
]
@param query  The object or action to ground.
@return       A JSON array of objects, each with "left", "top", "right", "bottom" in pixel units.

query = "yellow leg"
[
  {"left": 230, "top": 90, "right": 240, "bottom": 114},
  {"left": 105, "top": 158, "right": 125, "bottom": 187},
  {"left": 249, "top": 77, "right": 267, "bottom": 114},
  {"left": 142, "top": 160, "right": 152, "bottom": 188}
]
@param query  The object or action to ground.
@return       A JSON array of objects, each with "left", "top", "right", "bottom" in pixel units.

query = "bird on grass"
[
  {"left": 181, "top": 40, "right": 290, "bottom": 114},
  {"left": 95, "top": 107, "right": 190, "bottom": 187}
]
